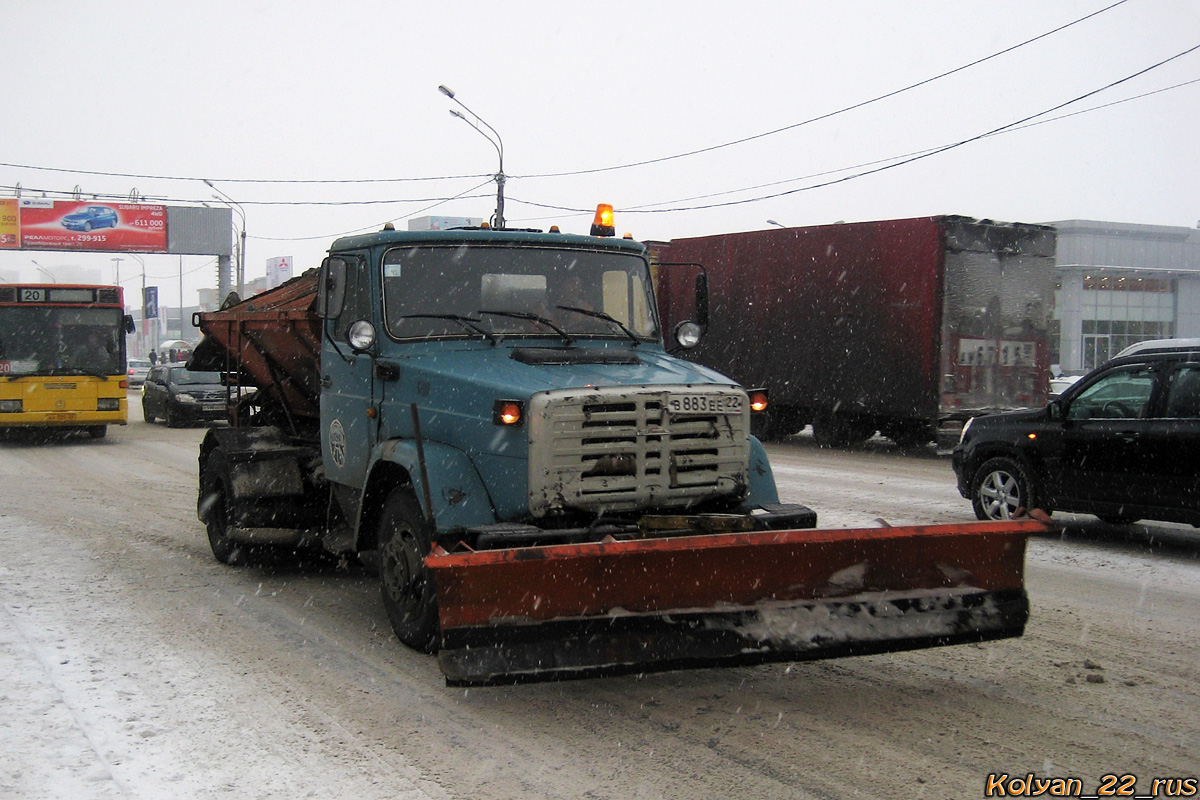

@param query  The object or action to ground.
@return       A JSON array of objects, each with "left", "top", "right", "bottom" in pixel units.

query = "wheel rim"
[{"left": 979, "top": 469, "right": 1021, "bottom": 519}]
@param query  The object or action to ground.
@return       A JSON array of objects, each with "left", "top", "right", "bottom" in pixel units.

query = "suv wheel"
[{"left": 971, "top": 456, "right": 1036, "bottom": 521}]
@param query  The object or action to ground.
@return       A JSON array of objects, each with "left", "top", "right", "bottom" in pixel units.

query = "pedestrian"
[{"left": 149, "top": 349, "right": 158, "bottom": 365}]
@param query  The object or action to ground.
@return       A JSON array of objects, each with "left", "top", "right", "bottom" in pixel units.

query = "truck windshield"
[
  {"left": 0, "top": 306, "right": 124, "bottom": 377},
  {"left": 381, "top": 245, "right": 658, "bottom": 342}
]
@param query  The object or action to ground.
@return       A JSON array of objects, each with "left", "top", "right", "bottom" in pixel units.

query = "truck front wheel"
[{"left": 378, "top": 489, "right": 440, "bottom": 653}]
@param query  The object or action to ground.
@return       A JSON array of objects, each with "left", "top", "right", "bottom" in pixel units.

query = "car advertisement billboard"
[
  {"left": 17, "top": 199, "right": 168, "bottom": 252},
  {"left": 0, "top": 199, "right": 17, "bottom": 248}
]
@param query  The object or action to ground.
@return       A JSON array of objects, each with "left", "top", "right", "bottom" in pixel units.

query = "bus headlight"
[
  {"left": 0, "top": 400, "right": 22, "bottom": 413},
  {"left": 97, "top": 398, "right": 120, "bottom": 411}
]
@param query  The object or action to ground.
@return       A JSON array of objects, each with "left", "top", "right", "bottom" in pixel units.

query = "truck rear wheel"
[
  {"left": 378, "top": 488, "right": 440, "bottom": 653},
  {"left": 203, "top": 451, "right": 248, "bottom": 566}
]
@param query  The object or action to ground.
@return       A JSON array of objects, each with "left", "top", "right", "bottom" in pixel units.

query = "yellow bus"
[{"left": 0, "top": 284, "right": 135, "bottom": 438}]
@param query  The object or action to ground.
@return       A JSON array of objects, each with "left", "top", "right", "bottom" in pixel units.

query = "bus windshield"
[
  {"left": 381, "top": 245, "right": 658, "bottom": 342},
  {"left": 0, "top": 306, "right": 125, "bottom": 377}
]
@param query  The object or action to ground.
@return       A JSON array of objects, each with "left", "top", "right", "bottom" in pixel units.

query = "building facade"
[{"left": 1051, "top": 220, "right": 1200, "bottom": 372}]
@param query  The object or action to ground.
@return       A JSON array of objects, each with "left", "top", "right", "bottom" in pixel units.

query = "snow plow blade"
[{"left": 426, "top": 519, "right": 1048, "bottom": 686}]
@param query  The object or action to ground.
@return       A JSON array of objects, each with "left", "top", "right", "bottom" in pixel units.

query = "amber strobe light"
[
  {"left": 494, "top": 399, "right": 524, "bottom": 425},
  {"left": 590, "top": 204, "right": 615, "bottom": 237},
  {"left": 748, "top": 389, "right": 769, "bottom": 413}
]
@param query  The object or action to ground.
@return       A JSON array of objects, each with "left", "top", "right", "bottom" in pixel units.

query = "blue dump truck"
[{"left": 190, "top": 207, "right": 1047, "bottom": 685}]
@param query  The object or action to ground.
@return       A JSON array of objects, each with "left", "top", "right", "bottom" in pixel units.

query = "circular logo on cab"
[{"left": 328, "top": 418, "right": 347, "bottom": 468}]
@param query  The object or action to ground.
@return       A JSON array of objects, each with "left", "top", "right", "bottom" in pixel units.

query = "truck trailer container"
[{"left": 655, "top": 216, "right": 1057, "bottom": 446}]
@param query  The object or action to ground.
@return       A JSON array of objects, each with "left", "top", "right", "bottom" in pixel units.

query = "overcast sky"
[{"left": 2, "top": 0, "right": 1197, "bottom": 308}]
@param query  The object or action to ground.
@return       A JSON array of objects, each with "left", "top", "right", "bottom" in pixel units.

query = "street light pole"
[
  {"left": 203, "top": 179, "right": 247, "bottom": 296},
  {"left": 111, "top": 257, "right": 123, "bottom": 295},
  {"left": 439, "top": 85, "right": 506, "bottom": 229}
]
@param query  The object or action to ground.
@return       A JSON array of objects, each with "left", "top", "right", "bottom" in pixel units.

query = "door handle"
[{"left": 320, "top": 375, "right": 333, "bottom": 388}]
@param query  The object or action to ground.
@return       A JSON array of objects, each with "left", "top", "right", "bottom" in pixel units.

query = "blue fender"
[
  {"left": 741, "top": 435, "right": 780, "bottom": 507},
  {"left": 370, "top": 438, "right": 498, "bottom": 533}
]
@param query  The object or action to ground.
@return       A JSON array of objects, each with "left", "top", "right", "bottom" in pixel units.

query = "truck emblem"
[{"left": 329, "top": 419, "right": 347, "bottom": 468}]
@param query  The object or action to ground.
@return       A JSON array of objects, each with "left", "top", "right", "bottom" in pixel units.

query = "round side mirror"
[
  {"left": 674, "top": 321, "right": 703, "bottom": 349},
  {"left": 347, "top": 319, "right": 377, "bottom": 353}
]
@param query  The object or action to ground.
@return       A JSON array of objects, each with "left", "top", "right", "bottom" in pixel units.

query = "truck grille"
[{"left": 527, "top": 386, "right": 750, "bottom": 516}]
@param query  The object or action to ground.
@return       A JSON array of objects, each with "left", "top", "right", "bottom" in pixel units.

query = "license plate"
[
  {"left": 666, "top": 393, "right": 743, "bottom": 415},
  {"left": 202, "top": 403, "right": 225, "bottom": 411},
  {"left": 45, "top": 412, "right": 78, "bottom": 421}
]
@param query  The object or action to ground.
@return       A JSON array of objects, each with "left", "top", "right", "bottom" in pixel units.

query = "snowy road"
[{"left": 2, "top": 410, "right": 1198, "bottom": 799}]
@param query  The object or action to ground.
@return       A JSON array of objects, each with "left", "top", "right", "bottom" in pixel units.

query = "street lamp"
[
  {"left": 111, "top": 256, "right": 123, "bottom": 290},
  {"left": 203, "top": 179, "right": 247, "bottom": 296},
  {"left": 439, "top": 84, "right": 506, "bottom": 229}
]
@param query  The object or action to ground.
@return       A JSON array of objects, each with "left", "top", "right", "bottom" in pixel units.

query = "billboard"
[
  {"left": 17, "top": 199, "right": 168, "bottom": 253},
  {"left": 0, "top": 199, "right": 17, "bottom": 248}
]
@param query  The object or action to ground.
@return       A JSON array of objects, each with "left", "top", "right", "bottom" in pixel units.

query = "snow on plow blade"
[{"left": 426, "top": 519, "right": 1048, "bottom": 686}]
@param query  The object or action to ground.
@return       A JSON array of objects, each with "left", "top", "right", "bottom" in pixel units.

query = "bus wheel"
[{"left": 87, "top": 425, "right": 107, "bottom": 439}]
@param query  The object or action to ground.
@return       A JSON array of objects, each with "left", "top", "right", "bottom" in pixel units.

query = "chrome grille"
[{"left": 528, "top": 386, "right": 750, "bottom": 516}]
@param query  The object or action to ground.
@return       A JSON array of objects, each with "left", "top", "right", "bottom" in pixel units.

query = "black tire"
[
  {"left": 971, "top": 456, "right": 1036, "bottom": 521},
  {"left": 165, "top": 404, "right": 181, "bottom": 428},
  {"left": 378, "top": 488, "right": 439, "bottom": 653},
  {"left": 87, "top": 425, "right": 107, "bottom": 439},
  {"left": 142, "top": 401, "right": 154, "bottom": 423},
  {"left": 754, "top": 407, "right": 806, "bottom": 442},
  {"left": 813, "top": 415, "right": 874, "bottom": 448},
  {"left": 203, "top": 451, "right": 247, "bottom": 566}
]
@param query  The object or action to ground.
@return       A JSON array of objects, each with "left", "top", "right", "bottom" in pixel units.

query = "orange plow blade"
[{"left": 426, "top": 519, "right": 1049, "bottom": 685}]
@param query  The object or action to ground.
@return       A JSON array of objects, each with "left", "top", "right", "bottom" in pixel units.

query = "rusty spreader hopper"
[{"left": 427, "top": 518, "right": 1048, "bottom": 685}]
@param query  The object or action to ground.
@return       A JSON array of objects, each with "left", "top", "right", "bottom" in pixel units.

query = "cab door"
[
  {"left": 318, "top": 254, "right": 379, "bottom": 492},
  {"left": 1058, "top": 364, "right": 1158, "bottom": 505}
]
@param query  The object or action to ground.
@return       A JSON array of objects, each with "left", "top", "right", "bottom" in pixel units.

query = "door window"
[
  {"left": 1163, "top": 365, "right": 1200, "bottom": 419},
  {"left": 1066, "top": 366, "right": 1155, "bottom": 421}
]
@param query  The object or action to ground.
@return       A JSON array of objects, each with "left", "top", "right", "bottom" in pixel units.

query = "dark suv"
[{"left": 953, "top": 340, "right": 1200, "bottom": 526}]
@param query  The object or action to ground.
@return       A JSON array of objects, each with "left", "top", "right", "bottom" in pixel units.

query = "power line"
[
  {"left": 0, "top": 2, "right": 1129, "bottom": 190},
  {"left": 620, "top": 76, "right": 1200, "bottom": 211},
  {"left": 508, "top": 46, "right": 1200, "bottom": 216},
  {"left": 512, "top": 0, "right": 1133, "bottom": 180}
]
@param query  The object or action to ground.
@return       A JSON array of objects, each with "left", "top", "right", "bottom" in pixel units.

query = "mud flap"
[{"left": 426, "top": 519, "right": 1048, "bottom": 686}]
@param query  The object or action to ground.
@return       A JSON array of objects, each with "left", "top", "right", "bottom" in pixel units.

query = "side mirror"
[
  {"left": 1047, "top": 399, "right": 1063, "bottom": 421},
  {"left": 123, "top": 314, "right": 135, "bottom": 334},
  {"left": 694, "top": 272, "right": 709, "bottom": 328},
  {"left": 316, "top": 257, "right": 348, "bottom": 320}
]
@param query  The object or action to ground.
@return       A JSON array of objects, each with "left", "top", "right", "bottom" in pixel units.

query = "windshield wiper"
[
  {"left": 556, "top": 305, "right": 642, "bottom": 346},
  {"left": 478, "top": 310, "right": 573, "bottom": 347},
  {"left": 399, "top": 314, "right": 497, "bottom": 344}
]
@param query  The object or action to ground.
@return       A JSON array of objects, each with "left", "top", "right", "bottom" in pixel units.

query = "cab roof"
[{"left": 330, "top": 226, "right": 648, "bottom": 255}]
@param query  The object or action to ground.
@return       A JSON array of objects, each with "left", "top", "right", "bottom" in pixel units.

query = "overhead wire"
[
  {"left": 505, "top": 45, "right": 1200, "bottom": 216},
  {"left": 0, "top": 0, "right": 1129, "bottom": 190}
]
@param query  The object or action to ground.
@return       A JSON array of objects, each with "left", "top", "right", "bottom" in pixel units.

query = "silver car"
[{"left": 126, "top": 358, "right": 153, "bottom": 387}]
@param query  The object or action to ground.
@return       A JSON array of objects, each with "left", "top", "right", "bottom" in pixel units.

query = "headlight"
[
  {"left": 0, "top": 399, "right": 22, "bottom": 413},
  {"left": 97, "top": 398, "right": 120, "bottom": 411},
  {"left": 176, "top": 393, "right": 198, "bottom": 403}
]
